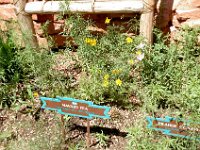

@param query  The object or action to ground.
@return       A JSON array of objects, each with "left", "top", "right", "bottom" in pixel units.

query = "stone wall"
[
  {"left": 0, "top": 0, "right": 199, "bottom": 47},
  {"left": 156, "top": 0, "right": 200, "bottom": 41}
]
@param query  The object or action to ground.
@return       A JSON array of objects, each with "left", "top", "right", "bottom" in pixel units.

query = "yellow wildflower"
[
  {"left": 105, "top": 17, "right": 111, "bottom": 24},
  {"left": 85, "top": 38, "right": 97, "bottom": 46},
  {"left": 136, "top": 50, "right": 142, "bottom": 55},
  {"left": 33, "top": 92, "right": 39, "bottom": 98},
  {"left": 85, "top": 38, "right": 91, "bottom": 44},
  {"left": 104, "top": 74, "right": 109, "bottom": 80},
  {"left": 128, "top": 59, "right": 134, "bottom": 65},
  {"left": 102, "top": 80, "right": 109, "bottom": 87},
  {"left": 115, "top": 79, "right": 122, "bottom": 86},
  {"left": 112, "top": 69, "right": 121, "bottom": 75},
  {"left": 90, "top": 39, "right": 97, "bottom": 46},
  {"left": 126, "top": 37, "right": 133, "bottom": 44}
]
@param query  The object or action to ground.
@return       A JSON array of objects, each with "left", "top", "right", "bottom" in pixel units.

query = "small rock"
[
  {"left": 181, "top": 19, "right": 200, "bottom": 28},
  {"left": 176, "top": 8, "right": 200, "bottom": 20},
  {"left": 0, "top": 4, "right": 17, "bottom": 20},
  {"left": 0, "top": 0, "right": 13, "bottom": 4},
  {"left": 176, "top": 0, "right": 200, "bottom": 10}
]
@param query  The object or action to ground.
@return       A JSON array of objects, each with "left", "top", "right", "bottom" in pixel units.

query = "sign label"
[
  {"left": 146, "top": 116, "right": 200, "bottom": 140},
  {"left": 40, "top": 96, "right": 110, "bottom": 119}
]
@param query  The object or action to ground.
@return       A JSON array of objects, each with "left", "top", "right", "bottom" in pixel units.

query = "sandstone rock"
[
  {"left": 0, "top": 4, "right": 17, "bottom": 20},
  {"left": 33, "top": 21, "right": 43, "bottom": 36},
  {"left": 35, "top": 14, "right": 54, "bottom": 23},
  {"left": 172, "top": 0, "right": 181, "bottom": 10},
  {"left": 37, "top": 35, "right": 48, "bottom": 48},
  {"left": 176, "top": 0, "right": 200, "bottom": 10},
  {"left": 32, "top": 14, "right": 38, "bottom": 21},
  {"left": 0, "top": 0, "right": 13, "bottom": 4},
  {"left": 52, "top": 35, "right": 66, "bottom": 47},
  {"left": 54, "top": 14, "right": 65, "bottom": 24},
  {"left": 176, "top": 8, "right": 200, "bottom": 20},
  {"left": 0, "top": 20, "right": 7, "bottom": 31},
  {"left": 53, "top": 23, "right": 63, "bottom": 33},
  {"left": 172, "top": 15, "right": 181, "bottom": 27},
  {"left": 181, "top": 19, "right": 200, "bottom": 27}
]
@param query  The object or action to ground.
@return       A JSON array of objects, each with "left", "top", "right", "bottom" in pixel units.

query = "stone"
[
  {"left": 181, "top": 19, "right": 200, "bottom": 28},
  {"left": 176, "top": 0, "right": 200, "bottom": 10},
  {"left": 52, "top": 23, "right": 63, "bottom": 34},
  {"left": 35, "top": 14, "right": 54, "bottom": 23},
  {"left": 0, "top": 0, "right": 13, "bottom": 4},
  {"left": 37, "top": 35, "right": 48, "bottom": 48},
  {"left": 176, "top": 8, "right": 200, "bottom": 20},
  {"left": 172, "top": 0, "right": 181, "bottom": 10},
  {"left": 32, "top": 14, "right": 38, "bottom": 21},
  {"left": 172, "top": 15, "right": 180, "bottom": 27},
  {"left": 52, "top": 35, "right": 66, "bottom": 47},
  {"left": 33, "top": 21, "right": 44, "bottom": 36},
  {"left": 0, "top": 20, "right": 7, "bottom": 31},
  {"left": 0, "top": 4, "right": 17, "bottom": 20}
]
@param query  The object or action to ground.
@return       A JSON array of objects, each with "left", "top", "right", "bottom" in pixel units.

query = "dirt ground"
[{"left": 0, "top": 104, "right": 145, "bottom": 150}]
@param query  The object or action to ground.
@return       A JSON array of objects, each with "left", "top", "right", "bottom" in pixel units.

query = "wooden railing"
[{"left": 14, "top": 0, "right": 155, "bottom": 48}]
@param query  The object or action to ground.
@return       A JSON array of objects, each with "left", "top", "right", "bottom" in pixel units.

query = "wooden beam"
[
  {"left": 14, "top": 0, "right": 38, "bottom": 48},
  {"left": 139, "top": 0, "right": 155, "bottom": 44},
  {"left": 25, "top": 1, "right": 144, "bottom": 14}
]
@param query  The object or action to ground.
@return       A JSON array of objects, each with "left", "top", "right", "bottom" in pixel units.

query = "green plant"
[
  {"left": 0, "top": 32, "right": 22, "bottom": 83},
  {"left": 137, "top": 27, "right": 200, "bottom": 115},
  {"left": 95, "top": 130, "right": 109, "bottom": 148},
  {"left": 126, "top": 118, "right": 200, "bottom": 150},
  {"left": 61, "top": 14, "right": 146, "bottom": 106}
]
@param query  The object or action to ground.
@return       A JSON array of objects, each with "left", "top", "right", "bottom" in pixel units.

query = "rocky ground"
[{"left": 0, "top": 104, "right": 145, "bottom": 150}]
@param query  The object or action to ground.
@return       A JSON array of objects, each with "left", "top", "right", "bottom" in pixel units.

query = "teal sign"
[
  {"left": 40, "top": 96, "right": 110, "bottom": 119},
  {"left": 146, "top": 116, "right": 200, "bottom": 140}
]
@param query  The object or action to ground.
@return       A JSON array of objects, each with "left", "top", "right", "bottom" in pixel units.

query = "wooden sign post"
[
  {"left": 147, "top": 116, "right": 200, "bottom": 140},
  {"left": 40, "top": 96, "right": 110, "bottom": 148}
]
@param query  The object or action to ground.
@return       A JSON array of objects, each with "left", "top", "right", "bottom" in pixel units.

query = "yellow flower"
[
  {"left": 102, "top": 80, "right": 109, "bottom": 87},
  {"left": 90, "top": 39, "right": 97, "bottom": 46},
  {"left": 136, "top": 50, "right": 142, "bottom": 55},
  {"left": 128, "top": 59, "right": 134, "bottom": 65},
  {"left": 112, "top": 69, "right": 121, "bottom": 75},
  {"left": 126, "top": 37, "right": 133, "bottom": 44},
  {"left": 104, "top": 74, "right": 109, "bottom": 80},
  {"left": 115, "top": 79, "right": 122, "bottom": 86},
  {"left": 33, "top": 92, "right": 39, "bottom": 97},
  {"left": 105, "top": 17, "right": 111, "bottom": 24},
  {"left": 85, "top": 38, "right": 91, "bottom": 44},
  {"left": 85, "top": 38, "right": 97, "bottom": 46}
]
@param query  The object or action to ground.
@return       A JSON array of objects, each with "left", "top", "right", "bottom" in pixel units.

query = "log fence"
[{"left": 14, "top": 0, "right": 156, "bottom": 47}]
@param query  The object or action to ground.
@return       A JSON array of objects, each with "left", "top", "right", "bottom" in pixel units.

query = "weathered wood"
[
  {"left": 139, "top": 0, "right": 155, "bottom": 44},
  {"left": 25, "top": 1, "right": 144, "bottom": 14},
  {"left": 14, "top": 0, "right": 38, "bottom": 48}
]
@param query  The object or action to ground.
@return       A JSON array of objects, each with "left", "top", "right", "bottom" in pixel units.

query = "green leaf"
[{"left": 0, "top": 131, "right": 12, "bottom": 140}]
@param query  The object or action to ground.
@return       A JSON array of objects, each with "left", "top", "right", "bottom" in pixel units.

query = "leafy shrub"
[
  {"left": 0, "top": 32, "right": 23, "bottom": 83},
  {"left": 138, "top": 27, "right": 200, "bottom": 115},
  {"left": 62, "top": 15, "right": 146, "bottom": 106}
]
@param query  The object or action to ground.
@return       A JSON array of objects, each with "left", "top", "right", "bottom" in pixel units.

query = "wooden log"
[
  {"left": 14, "top": 0, "right": 38, "bottom": 48},
  {"left": 139, "top": 0, "right": 155, "bottom": 44},
  {"left": 25, "top": 1, "right": 144, "bottom": 14}
]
